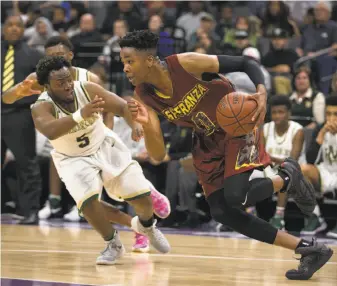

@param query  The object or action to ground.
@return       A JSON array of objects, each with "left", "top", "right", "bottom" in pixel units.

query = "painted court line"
[
  {"left": 2, "top": 249, "right": 337, "bottom": 264},
  {"left": 1, "top": 277, "right": 122, "bottom": 286}
]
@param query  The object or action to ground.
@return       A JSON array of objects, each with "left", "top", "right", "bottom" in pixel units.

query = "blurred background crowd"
[{"left": 1, "top": 1, "right": 337, "bottom": 237}]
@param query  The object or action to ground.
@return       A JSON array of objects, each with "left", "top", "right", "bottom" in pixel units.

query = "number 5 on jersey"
[{"left": 77, "top": 134, "right": 90, "bottom": 148}]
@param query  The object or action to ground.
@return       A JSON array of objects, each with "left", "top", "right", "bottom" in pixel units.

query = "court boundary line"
[
  {"left": 2, "top": 249, "right": 337, "bottom": 264},
  {"left": 1, "top": 277, "right": 122, "bottom": 286}
]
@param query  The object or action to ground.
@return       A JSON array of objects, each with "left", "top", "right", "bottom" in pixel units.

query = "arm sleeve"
[
  {"left": 306, "top": 124, "right": 323, "bottom": 164},
  {"left": 217, "top": 55, "right": 265, "bottom": 87}
]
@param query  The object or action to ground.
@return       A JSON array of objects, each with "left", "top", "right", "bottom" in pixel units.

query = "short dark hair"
[
  {"left": 44, "top": 36, "right": 74, "bottom": 51},
  {"left": 36, "top": 56, "right": 71, "bottom": 85},
  {"left": 326, "top": 96, "right": 337, "bottom": 107},
  {"left": 4, "top": 14, "right": 24, "bottom": 27},
  {"left": 269, "top": 95, "right": 292, "bottom": 110},
  {"left": 119, "top": 30, "right": 159, "bottom": 55}
]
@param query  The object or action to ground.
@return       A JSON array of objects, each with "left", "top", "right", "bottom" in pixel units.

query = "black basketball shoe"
[
  {"left": 278, "top": 157, "right": 316, "bottom": 216},
  {"left": 286, "top": 238, "right": 333, "bottom": 280}
]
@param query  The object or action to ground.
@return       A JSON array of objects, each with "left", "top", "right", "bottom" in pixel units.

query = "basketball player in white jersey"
[
  {"left": 300, "top": 96, "right": 337, "bottom": 238},
  {"left": 31, "top": 56, "right": 171, "bottom": 263},
  {"left": 262, "top": 95, "right": 304, "bottom": 230},
  {"left": 2, "top": 36, "right": 171, "bottom": 252}
]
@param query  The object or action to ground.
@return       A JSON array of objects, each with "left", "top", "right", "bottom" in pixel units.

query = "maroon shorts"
[{"left": 192, "top": 128, "right": 271, "bottom": 197}]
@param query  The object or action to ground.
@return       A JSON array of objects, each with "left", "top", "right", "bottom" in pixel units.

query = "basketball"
[{"left": 216, "top": 92, "right": 258, "bottom": 137}]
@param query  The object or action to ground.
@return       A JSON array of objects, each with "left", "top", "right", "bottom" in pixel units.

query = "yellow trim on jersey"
[
  {"left": 80, "top": 81, "right": 92, "bottom": 103},
  {"left": 154, "top": 88, "right": 171, "bottom": 99},
  {"left": 78, "top": 192, "right": 99, "bottom": 214},
  {"left": 86, "top": 70, "right": 89, "bottom": 81},
  {"left": 122, "top": 189, "right": 151, "bottom": 201}
]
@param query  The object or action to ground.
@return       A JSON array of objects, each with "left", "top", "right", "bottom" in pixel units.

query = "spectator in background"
[
  {"left": 261, "top": 1, "right": 300, "bottom": 38},
  {"left": 175, "top": 1, "right": 208, "bottom": 41},
  {"left": 52, "top": 5, "right": 69, "bottom": 33},
  {"left": 188, "top": 14, "right": 220, "bottom": 52},
  {"left": 303, "top": 8, "right": 315, "bottom": 27},
  {"left": 100, "top": 1, "right": 143, "bottom": 39},
  {"left": 144, "top": 0, "right": 176, "bottom": 27},
  {"left": 1, "top": 15, "right": 42, "bottom": 224},
  {"left": 222, "top": 16, "right": 259, "bottom": 49},
  {"left": 300, "top": 96, "right": 337, "bottom": 238},
  {"left": 223, "top": 29, "right": 251, "bottom": 56},
  {"left": 192, "top": 44, "right": 207, "bottom": 54},
  {"left": 331, "top": 72, "right": 337, "bottom": 96},
  {"left": 290, "top": 66, "right": 326, "bottom": 128},
  {"left": 66, "top": 1, "right": 88, "bottom": 38},
  {"left": 225, "top": 47, "right": 271, "bottom": 94},
  {"left": 148, "top": 14, "right": 174, "bottom": 58},
  {"left": 262, "top": 28, "right": 299, "bottom": 95},
  {"left": 71, "top": 13, "right": 103, "bottom": 69},
  {"left": 27, "top": 17, "right": 59, "bottom": 53},
  {"left": 299, "top": 1, "right": 337, "bottom": 56},
  {"left": 262, "top": 95, "right": 304, "bottom": 230},
  {"left": 215, "top": 4, "right": 234, "bottom": 40}
]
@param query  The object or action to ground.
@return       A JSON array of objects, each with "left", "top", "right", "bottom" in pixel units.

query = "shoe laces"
[
  {"left": 101, "top": 238, "right": 117, "bottom": 255},
  {"left": 151, "top": 191, "right": 167, "bottom": 210},
  {"left": 297, "top": 253, "right": 317, "bottom": 272}
]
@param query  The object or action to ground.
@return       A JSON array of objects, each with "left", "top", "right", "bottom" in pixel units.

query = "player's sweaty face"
[
  {"left": 326, "top": 106, "right": 337, "bottom": 124},
  {"left": 120, "top": 48, "right": 145, "bottom": 86},
  {"left": 271, "top": 106, "right": 289, "bottom": 125},
  {"left": 45, "top": 45, "right": 73, "bottom": 63},
  {"left": 49, "top": 67, "right": 75, "bottom": 103}
]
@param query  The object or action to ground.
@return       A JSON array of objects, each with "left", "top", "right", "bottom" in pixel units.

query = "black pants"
[
  {"left": 207, "top": 170, "right": 278, "bottom": 244},
  {"left": 1, "top": 109, "right": 42, "bottom": 216}
]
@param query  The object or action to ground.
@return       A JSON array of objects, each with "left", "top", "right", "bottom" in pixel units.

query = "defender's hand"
[
  {"left": 17, "top": 79, "right": 42, "bottom": 96},
  {"left": 127, "top": 99, "right": 150, "bottom": 125},
  {"left": 131, "top": 123, "right": 144, "bottom": 142},
  {"left": 81, "top": 95, "right": 104, "bottom": 119}
]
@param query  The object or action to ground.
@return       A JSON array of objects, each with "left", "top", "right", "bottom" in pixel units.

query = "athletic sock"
[
  {"left": 49, "top": 194, "right": 61, "bottom": 209},
  {"left": 140, "top": 216, "right": 154, "bottom": 228},
  {"left": 105, "top": 229, "right": 117, "bottom": 241}
]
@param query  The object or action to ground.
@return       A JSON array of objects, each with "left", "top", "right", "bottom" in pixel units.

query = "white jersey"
[
  {"left": 263, "top": 120, "right": 302, "bottom": 160},
  {"left": 320, "top": 132, "right": 337, "bottom": 173},
  {"left": 75, "top": 67, "right": 90, "bottom": 81},
  {"left": 36, "top": 81, "right": 106, "bottom": 157}
]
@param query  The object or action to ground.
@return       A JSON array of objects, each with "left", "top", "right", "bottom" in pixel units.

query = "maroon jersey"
[{"left": 136, "top": 54, "right": 270, "bottom": 197}]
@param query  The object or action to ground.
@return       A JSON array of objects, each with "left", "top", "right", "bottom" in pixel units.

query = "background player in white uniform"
[
  {"left": 301, "top": 96, "right": 337, "bottom": 238},
  {"left": 31, "top": 56, "right": 170, "bottom": 264},
  {"left": 2, "top": 37, "right": 171, "bottom": 252},
  {"left": 262, "top": 95, "right": 304, "bottom": 230}
]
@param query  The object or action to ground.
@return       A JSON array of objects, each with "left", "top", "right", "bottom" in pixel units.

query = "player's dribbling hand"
[
  {"left": 127, "top": 99, "right": 149, "bottom": 125},
  {"left": 18, "top": 79, "right": 42, "bottom": 96},
  {"left": 81, "top": 95, "right": 105, "bottom": 119},
  {"left": 247, "top": 84, "right": 267, "bottom": 127}
]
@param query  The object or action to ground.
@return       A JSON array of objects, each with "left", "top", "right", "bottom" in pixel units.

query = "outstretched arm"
[
  {"left": 178, "top": 53, "right": 267, "bottom": 125},
  {"left": 31, "top": 97, "right": 105, "bottom": 140},
  {"left": 128, "top": 92, "right": 166, "bottom": 162},
  {"left": 290, "top": 129, "right": 304, "bottom": 160},
  {"left": 2, "top": 73, "right": 43, "bottom": 104}
]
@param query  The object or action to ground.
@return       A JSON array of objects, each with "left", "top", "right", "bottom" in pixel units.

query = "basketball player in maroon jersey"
[{"left": 119, "top": 31, "right": 333, "bottom": 280}]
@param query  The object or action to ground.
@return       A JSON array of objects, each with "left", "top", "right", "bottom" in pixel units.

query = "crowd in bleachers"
[{"left": 1, "top": 1, "right": 337, "bottom": 237}]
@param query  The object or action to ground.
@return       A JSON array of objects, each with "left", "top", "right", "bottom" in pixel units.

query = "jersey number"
[{"left": 76, "top": 134, "right": 90, "bottom": 148}]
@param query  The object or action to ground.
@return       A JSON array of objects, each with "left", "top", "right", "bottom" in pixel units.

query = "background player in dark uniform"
[{"left": 119, "top": 30, "right": 333, "bottom": 280}]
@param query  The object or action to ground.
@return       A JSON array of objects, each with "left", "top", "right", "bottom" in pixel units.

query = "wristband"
[{"left": 72, "top": 109, "right": 84, "bottom": 123}]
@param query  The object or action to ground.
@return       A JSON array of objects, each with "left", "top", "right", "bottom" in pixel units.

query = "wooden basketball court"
[{"left": 1, "top": 224, "right": 337, "bottom": 286}]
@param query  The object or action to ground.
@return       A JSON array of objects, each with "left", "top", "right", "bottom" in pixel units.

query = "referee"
[{"left": 1, "top": 15, "right": 42, "bottom": 224}]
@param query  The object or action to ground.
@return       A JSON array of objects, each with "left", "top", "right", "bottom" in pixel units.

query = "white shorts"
[
  {"left": 317, "top": 164, "right": 337, "bottom": 193},
  {"left": 52, "top": 134, "right": 150, "bottom": 212}
]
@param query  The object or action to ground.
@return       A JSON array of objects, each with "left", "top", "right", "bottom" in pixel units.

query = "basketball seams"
[{"left": 227, "top": 94, "right": 246, "bottom": 133}]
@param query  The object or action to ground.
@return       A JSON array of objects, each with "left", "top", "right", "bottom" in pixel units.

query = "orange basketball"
[{"left": 216, "top": 92, "right": 258, "bottom": 137}]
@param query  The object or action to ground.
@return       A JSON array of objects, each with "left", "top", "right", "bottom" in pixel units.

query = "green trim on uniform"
[
  {"left": 52, "top": 89, "right": 78, "bottom": 115},
  {"left": 124, "top": 191, "right": 151, "bottom": 201},
  {"left": 80, "top": 81, "right": 91, "bottom": 102},
  {"left": 86, "top": 70, "right": 89, "bottom": 81},
  {"left": 34, "top": 99, "right": 58, "bottom": 119},
  {"left": 75, "top": 67, "right": 79, "bottom": 81},
  {"left": 79, "top": 193, "right": 99, "bottom": 214}
]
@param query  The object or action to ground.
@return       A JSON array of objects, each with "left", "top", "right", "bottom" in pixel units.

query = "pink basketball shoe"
[
  {"left": 150, "top": 187, "right": 171, "bottom": 219},
  {"left": 132, "top": 233, "right": 150, "bottom": 253}
]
